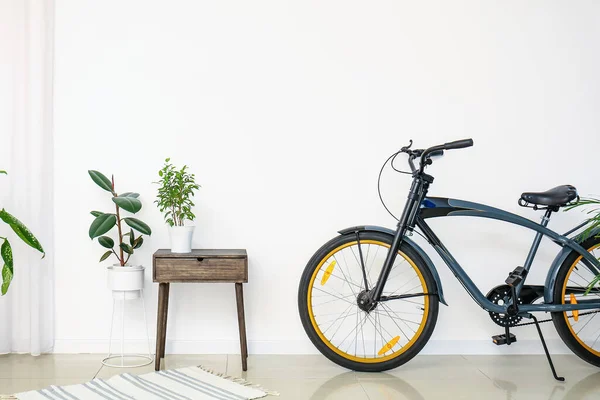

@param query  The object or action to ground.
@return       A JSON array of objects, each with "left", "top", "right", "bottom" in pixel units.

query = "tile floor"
[{"left": 1, "top": 354, "right": 599, "bottom": 399}]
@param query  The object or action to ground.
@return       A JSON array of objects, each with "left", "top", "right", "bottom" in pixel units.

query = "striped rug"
[{"left": 5, "top": 366, "right": 274, "bottom": 400}]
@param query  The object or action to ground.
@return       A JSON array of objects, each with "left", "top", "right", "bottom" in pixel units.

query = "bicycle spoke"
[
  {"left": 320, "top": 305, "right": 355, "bottom": 335},
  {"left": 312, "top": 293, "right": 356, "bottom": 307},
  {"left": 576, "top": 312, "right": 599, "bottom": 335},
  {"left": 312, "top": 287, "right": 356, "bottom": 307},
  {"left": 328, "top": 305, "right": 357, "bottom": 341},
  {"left": 333, "top": 254, "right": 359, "bottom": 296},
  {"left": 380, "top": 303, "right": 418, "bottom": 334}
]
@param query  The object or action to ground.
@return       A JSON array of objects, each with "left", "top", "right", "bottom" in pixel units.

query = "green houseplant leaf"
[
  {"left": 89, "top": 213, "right": 117, "bottom": 239},
  {"left": 1, "top": 239, "right": 13, "bottom": 295},
  {"left": 1, "top": 239, "right": 14, "bottom": 271},
  {"left": 88, "top": 170, "right": 113, "bottom": 192},
  {"left": 112, "top": 196, "right": 142, "bottom": 214},
  {"left": 119, "top": 243, "right": 133, "bottom": 255},
  {"left": 99, "top": 250, "right": 112, "bottom": 262},
  {"left": 1, "top": 264, "right": 12, "bottom": 296},
  {"left": 0, "top": 209, "right": 45, "bottom": 256},
  {"left": 133, "top": 236, "right": 144, "bottom": 249},
  {"left": 123, "top": 218, "right": 152, "bottom": 235},
  {"left": 90, "top": 211, "right": 104, "bottom": 217},
  {"left": 120, "top": 192, "right": 140, "bottom": 198},
  {"left": 98, "top": 236, "right": 114, "bottom": 249}
]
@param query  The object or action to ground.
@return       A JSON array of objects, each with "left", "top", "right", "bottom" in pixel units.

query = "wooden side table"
[{"left": 152, "top": 249, "right": 249, "bottom": 371}]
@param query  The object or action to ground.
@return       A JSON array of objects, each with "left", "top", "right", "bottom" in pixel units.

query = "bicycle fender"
[
  {"left": 544, "top": 227, "right": 600, "bottom": 304},
  {"left": 338, "top": 225, "right": 447, "bottom": 306}
]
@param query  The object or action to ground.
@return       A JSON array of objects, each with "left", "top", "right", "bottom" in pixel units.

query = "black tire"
[
  {"left": 298, "top": 231, "right": 439, "bottom": 372},
  {"left": 552, "top": 235, "right": 600, "bottom": 367}
]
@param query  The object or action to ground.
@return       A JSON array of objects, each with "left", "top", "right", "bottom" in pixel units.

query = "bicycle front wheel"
[{"left": 298, "top": 231, "right": 439, "bottom": 372}]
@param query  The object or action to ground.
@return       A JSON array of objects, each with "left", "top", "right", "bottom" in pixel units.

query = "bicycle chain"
[{"left": 513, "top": 310, "right": 600, "bottom": 327}]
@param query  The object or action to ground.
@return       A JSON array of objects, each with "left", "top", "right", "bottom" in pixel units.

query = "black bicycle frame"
[{"left": 368, "top": 173, "right": 600, "bottom": 315}]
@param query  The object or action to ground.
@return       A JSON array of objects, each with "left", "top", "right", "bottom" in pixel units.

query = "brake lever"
[{"left": 400, "top": 139, "right": 413, "bottom": 152}]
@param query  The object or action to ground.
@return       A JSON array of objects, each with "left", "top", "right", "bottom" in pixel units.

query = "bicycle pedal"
[
  {"left": 492, "top": 333, "right": 517, "bottom": 345},
  {"left": 505, "top": 266, "right": 527, "bottom": 287}
]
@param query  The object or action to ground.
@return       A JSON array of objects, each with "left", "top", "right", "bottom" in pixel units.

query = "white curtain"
[{"left": 0, "top": 0, "right": 54, "bottom": 355}]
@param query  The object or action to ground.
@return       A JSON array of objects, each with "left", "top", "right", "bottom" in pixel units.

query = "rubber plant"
[
  {"left": 566, "top": 197, "right": 600, "bottom": 293},
  {"left": 0, "top": 170, "right": 45, "bottom": 295},
  {"left": 154, "top": 158, "right": 201, "bottom": 227},
  {"left": 88, "top": 170, "right": 152, "bottom": 265}
]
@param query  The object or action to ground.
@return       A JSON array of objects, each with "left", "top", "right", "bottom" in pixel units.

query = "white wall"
[{"left": 53, "top": 1, "right": 600, "bottom": 355}]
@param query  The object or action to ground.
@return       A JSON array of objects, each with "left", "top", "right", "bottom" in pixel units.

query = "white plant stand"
[{"left": 102, "top": 289, "right": 154, "bottom": 368}]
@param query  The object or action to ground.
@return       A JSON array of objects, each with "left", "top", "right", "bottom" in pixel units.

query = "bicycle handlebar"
[
  {"left": 443, "top": 138, "right": 474, "bottom": 150},
  {"left": 416, "top": 138, "right": 473, "bottom": 173},
  {"left": 400, "top": 138, "right": 473, "bottom": 174}
]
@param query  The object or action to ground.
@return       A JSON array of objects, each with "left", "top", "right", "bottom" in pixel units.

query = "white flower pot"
[
  {"left": 107, "top": 265, "right": 145, "bottom": 299},
  {"left": 169, "top": 225, "right": 195, "bottom": 253}
]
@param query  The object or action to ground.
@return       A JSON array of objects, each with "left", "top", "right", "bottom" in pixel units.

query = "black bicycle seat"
[{"left": 520, "top": 185, "right": 577, "bottom": 207}]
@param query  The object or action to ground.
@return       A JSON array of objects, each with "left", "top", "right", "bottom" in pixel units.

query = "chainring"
[{"left": 486, "top": 285, "right": 523, "bottom": 327}]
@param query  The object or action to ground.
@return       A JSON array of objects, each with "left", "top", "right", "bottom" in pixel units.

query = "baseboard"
[{"left": 52, "top": 339, "right": 572, "bottom": 355}]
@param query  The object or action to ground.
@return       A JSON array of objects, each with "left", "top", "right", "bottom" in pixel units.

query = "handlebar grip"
[
  {"left": 428, "top": 149, "right": 444, "bottom": 158},
  {"left": 444, "top": 138, "right": 473, "bottom": 150}
]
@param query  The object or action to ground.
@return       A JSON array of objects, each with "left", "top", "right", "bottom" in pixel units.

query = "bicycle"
[{"left": 298, "top": 139, "right": 600, "bottom": 381}]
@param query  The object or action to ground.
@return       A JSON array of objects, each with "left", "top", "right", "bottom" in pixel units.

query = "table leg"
[
  {"left": 160, "top": 283, "right": 170, "bottom": 360},
  {"left": 235, "top": 283, "right": 248, "bottom": 371},
  {"left": 155, "top": 282, "right": 170, "bottom": 371}
]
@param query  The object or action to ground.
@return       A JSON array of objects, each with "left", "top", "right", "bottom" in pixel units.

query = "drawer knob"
[{"left": 196, "top": 257, "right": 204, "bottom": 262}]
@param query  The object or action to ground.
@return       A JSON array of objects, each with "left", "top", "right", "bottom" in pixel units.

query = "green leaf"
[
  {"left": 129, "top": 229, "right": 135, "bottom": 246},
  {"left": 99, "top": 250, "right": 112, "bottom": 262},
  {"left": 1, "top": 239, "right": 13, "bottom": 271},
  {"left": 112, "top": 196, "right": 142, "bottom": 214},
  {"left": 89, "top": 213, "right": 117, "bottom": 239},
  {"left": 0, "top": 239, "right": 13, "bottom": 295},
  {"left": 0, "top": 209, "right": 45, "bottom": 256},
  {"left": 1, "top": 264, "right": 13, "bottom": 296},
  {"left": 98, "top": 236, "right": 114, "bottom": 248},
  {"left": 585, "top": 274, "right": 600, "bottom": 295},
  {"left": 90, "top": 211, "right": 104, "bottom": 217},
  {"left": 120, "top": 243, "right": 133, "bottom": 254},
  {"left": 0, "top": 170, "right": 6, "bottom": 175},
  {"left": 123, "top": 218, "right": 152, "bottom": 235},
  {"left": 88, "top": 170, "right": 113, "bottom": 192},
  {"left": 133, "top": 236, "right": 144, "bottom": 249},
  {"left": 120, "top": 192, "right": 140, "bottom": 198}
]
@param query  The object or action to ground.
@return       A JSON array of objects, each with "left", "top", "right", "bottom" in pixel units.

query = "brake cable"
[{"left": 377, "top": 149, "right": 413, "bottom": 222}]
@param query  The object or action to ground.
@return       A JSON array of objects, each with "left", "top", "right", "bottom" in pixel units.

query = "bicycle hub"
[{"left": 357, "top": 290, "right": 377, "bottom": 312}]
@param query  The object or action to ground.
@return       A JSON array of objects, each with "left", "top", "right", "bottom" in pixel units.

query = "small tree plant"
[
  {"left": 88, "top": 171, "right": 152, "bottom": 266},
  {"left": 0, "top": 170, "right": 45, "bottom": 295},
  {"left": 154, "top": 158, "right": 201, "bottom": 226}
]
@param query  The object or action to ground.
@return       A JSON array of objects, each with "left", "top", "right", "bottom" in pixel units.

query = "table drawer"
[{"left": 154, "top": 257, "right": 247, "bottom": 282}]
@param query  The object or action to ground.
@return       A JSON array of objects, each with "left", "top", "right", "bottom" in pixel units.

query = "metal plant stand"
[{"left": 102, "top": 289, "right": 153, "bottom": 368}]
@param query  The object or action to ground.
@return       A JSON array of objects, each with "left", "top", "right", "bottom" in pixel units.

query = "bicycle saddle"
[{"left": 520, "top": 185, "right": 578, "bottom": 207}]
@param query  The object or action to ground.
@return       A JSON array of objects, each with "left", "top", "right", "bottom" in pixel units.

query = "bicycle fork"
[{"left": 368, "top": 175, "right": 431, "bottom": 303}]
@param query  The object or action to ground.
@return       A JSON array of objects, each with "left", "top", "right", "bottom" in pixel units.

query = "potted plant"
[
  {"left": 88, "top": 170, "right": 152, "bottom": 299},
  {"left": 0, "top": 170, "right": 45, "bottom": 295},
  {"left": 154, "top": 158, "right": 200, "bottom": 253}
]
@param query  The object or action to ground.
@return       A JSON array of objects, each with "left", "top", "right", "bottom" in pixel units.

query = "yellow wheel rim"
[
  {"left": 562, "top": 243, "right": 600, "bottom": 357},
  {"left": 307, "top": 240, "right": 430, "bottom": 363}
]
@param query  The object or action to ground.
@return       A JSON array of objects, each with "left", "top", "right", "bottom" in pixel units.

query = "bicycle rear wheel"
[
  {"left": 298, "top": 231, "right": 439, "bottom": 372},
  {"left": 552, "top": 235, "right": 600, "bottom": 367}
]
